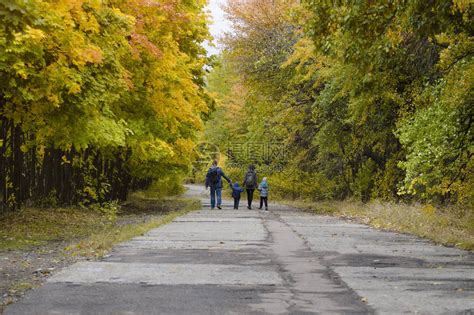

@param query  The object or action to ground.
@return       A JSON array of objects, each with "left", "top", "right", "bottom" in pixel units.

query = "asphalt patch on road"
[
  {"left": 6, "top": 283, "right": 276, "bottom": 315},
  {"left": 327, "top": 253, "right": 428, "bottom": 268}
]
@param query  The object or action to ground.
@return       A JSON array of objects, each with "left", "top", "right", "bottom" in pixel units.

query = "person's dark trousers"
[
  {"left": 246, "top": 189, "right": 254, "bottom": 209},
  {"left": 259, "top": 197, "right": 268, "bottom": 209},
  {"left": 233, "top": 198, "right": 240, "bottom": 209}
]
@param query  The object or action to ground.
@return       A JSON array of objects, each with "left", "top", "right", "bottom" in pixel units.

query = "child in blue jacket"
[
  {"left": 230, "top": 182, "right": 245, "bottom": 210},
  {"left": 258, "top": 177, "right": 269, "bottom": 211}
]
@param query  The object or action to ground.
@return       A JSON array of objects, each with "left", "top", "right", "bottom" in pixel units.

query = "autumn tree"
[
  {"left": 208, "top": 0, "right": 473, "bottom": 206},
  {"left": 0, "top": 0, "right": 211, "bottom": 210}
]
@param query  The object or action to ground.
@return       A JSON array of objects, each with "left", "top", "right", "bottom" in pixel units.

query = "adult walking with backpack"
[
  {"left": 205, "top": 160, "right": 232, "bottom": 210},
  {"left": 242, "top": 164, "right": 257, "bottom": 210}
]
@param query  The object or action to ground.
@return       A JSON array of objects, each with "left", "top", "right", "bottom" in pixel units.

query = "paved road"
[{"left": 6, "top": 185, "right": 474, "bottom": 314}]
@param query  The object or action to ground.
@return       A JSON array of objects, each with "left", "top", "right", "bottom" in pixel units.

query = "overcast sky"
[{"left": 204, "top": 0, "right": 231, "bottom": 56}]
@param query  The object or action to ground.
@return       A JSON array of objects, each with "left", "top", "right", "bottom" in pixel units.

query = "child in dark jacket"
[{"left": 230, "top": 182, "right": 245, "bottom": 210}]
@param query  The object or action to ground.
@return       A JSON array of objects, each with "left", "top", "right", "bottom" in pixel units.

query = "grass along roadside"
[
  {"left": 280, "top": 199, "right": 474, "bottom": 251},
  {"left": 66, "top": 198, "right": 200, "bottom": 257},
  {"left": 0, "top": 195, "right": 200, "bottom": 311},
  {"left": 0, "top": 197, "right": 200, "bottom": 252}
]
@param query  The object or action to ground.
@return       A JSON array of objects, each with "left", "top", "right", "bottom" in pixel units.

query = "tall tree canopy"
[
  {"left": 0, "top": 0, "right": 211, "bottom": 210},
  {"left": 206, "top": 0, "right": 473, "bottom": 206}
]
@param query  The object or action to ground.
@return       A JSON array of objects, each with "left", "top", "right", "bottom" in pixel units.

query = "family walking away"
[{"left": 205, "top": 161, "right": 269, "bottom": 211}]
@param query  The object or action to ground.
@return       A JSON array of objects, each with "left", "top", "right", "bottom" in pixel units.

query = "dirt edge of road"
[{"left": 0, "top": 197, "right": 200, "bottom": 314}]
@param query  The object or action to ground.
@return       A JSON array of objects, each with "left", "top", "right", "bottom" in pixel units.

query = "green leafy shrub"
[{"left": 397, "top": 86, "right": 473, "bottom": 205}]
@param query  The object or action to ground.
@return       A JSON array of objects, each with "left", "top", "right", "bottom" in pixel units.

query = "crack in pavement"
[
  {"left": 5, "top": 184, "right": 474, "bottom": 314},
  {"left": 260, "top": 211, "right": 373, "bottom": 314}
]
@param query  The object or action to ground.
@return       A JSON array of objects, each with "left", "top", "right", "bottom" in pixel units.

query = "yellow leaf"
[
  {"left": 68, "top": 83, "right": 81, "bottom": 94},
  {"left": 20, "top": 144, "right": 28, "bottom": 153}
]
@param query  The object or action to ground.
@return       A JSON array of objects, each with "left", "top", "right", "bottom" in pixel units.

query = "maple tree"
[{"left": 0, "top": 0, "right": 211, "bottom": 210}]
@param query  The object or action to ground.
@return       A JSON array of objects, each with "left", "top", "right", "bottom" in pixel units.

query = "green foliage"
[
  {"left": 300, "top": 0, "right": 473, "bottom": 204},
  {"left": 398, "top": 90, "right": 473, "bottom": 204},
  {"left": 88, "top": 201, "right": 120, "bottom": 222},
  {"left": 209, "top": 0, "right": 473, "bottom": 209},
  {"left": 147, "top": 173, "right": 186, "bottom": 198},
  {"left": 268, "top": 168, "right": 338, "bottom": 201}
]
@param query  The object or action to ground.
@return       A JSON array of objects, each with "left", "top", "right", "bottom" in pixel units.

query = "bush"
[
  {"left": 268, "top": 168, "right": 338, "bottom": 201},
  {"left": 149, "top": 173, "right": 186, "bottom": 198}
]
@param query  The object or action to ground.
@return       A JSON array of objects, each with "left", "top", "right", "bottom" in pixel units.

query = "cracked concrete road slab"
[{"left": 6, "top": 185, "right": 474, "bottom": 314}]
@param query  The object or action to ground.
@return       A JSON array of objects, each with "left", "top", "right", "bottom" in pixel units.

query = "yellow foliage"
[{"left": 422, "top": 204, "right": 437, "bottom": 217}]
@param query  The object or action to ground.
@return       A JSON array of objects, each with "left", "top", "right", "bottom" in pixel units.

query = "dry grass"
[
  {"left": 0, "top": 207, "right": 111, "bottom": 251},
  {"left": 285, "top": 199, "right": 474, "bottom": 251},
  {"left": 66, "top": 199, "right": 200, "bottom": 257},
  {"left": 0, "top": 196, "right": 200, "bottom": 253}
]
